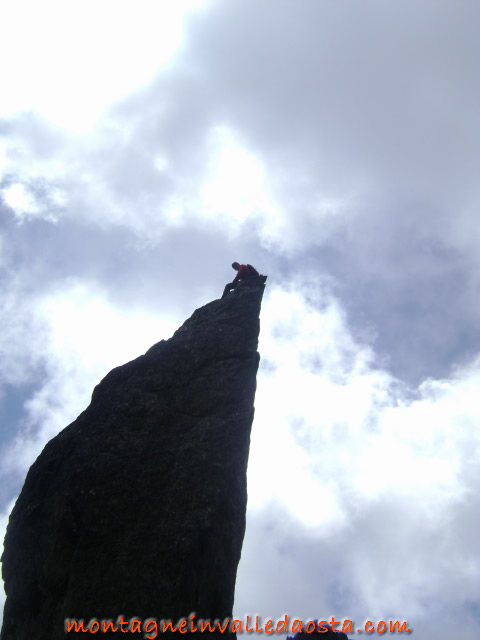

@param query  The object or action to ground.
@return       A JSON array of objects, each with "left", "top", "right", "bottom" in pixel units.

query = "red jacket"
[{"left": 233, "top": 264, "right": 251, "bottom": 282}]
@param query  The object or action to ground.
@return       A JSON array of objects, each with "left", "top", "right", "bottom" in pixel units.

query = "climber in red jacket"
[{"left": 222, "top": 262, "right": 259, "bottom": 298}]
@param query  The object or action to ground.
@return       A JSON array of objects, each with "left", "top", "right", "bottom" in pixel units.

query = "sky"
[{"left": 1, "top": 0, "right": 480, "bottom": 637}]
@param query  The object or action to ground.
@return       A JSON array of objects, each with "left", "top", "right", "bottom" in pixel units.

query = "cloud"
[
  {"left": 236, "top": 281, "right": 480, "bottom": 636},
  {"left": 3, "top": 0, "right": 479, "bottom": 267},
  {"left": 0, "top": 0, "right": 208, "bottom": 130}
]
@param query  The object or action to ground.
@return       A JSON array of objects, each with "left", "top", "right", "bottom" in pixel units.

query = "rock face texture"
[{"left": 1, "top": 279, "right": 266, "bottom": 640}]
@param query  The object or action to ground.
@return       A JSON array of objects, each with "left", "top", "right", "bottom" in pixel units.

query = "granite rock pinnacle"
[{"left": 1, "top": 279, "right": 266, "bottom": 639}]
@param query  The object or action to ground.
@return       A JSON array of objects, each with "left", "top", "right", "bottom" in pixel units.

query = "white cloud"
[
  {"left": 0, "top": 284, "right": 46, "bottom": 388},
  {"left": 1, "top": 182, "right": 58, "bottom": 223},
  {"left": 199, "top": 126, "right": 279, "bottom": 230},
  {"left": 240, "top": 281, "right": 480, "bottom": 632},
  {"left": 0, "top": 0, "right": 208, "bottom": 131}
]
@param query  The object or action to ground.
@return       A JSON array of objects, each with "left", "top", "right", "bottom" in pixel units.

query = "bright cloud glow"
[
  {"left": 0, "top": 0, "right": 207, "bottom": 130},
  {"left": 2, "top": 183, "right": 40, "bottom": 218},
  {"left": 248, "top": 282, "right": 480, "bottom": 617},
  {"left": 200, "top": 126, "right": 280, "bottom": 230},
  {"left": 1, "top": 182, "right": 60, "bottom": 223}
]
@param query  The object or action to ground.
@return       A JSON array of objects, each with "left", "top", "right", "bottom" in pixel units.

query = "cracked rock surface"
[{"left": 1, "top": 280, "right": 266, "bottom": 640}]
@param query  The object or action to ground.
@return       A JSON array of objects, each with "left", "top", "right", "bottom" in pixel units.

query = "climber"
[{"left": 221, "top": 262, "right": 260, "bottom": 298}]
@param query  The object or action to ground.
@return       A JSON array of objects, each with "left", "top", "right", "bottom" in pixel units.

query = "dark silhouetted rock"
[{"left": 1, "top": 279, "right": 266, "bottom": 640}]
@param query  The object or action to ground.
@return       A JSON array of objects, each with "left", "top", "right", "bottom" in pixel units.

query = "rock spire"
[{"left": 1, "top": 279, "right": 266, "bottom": 639}]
